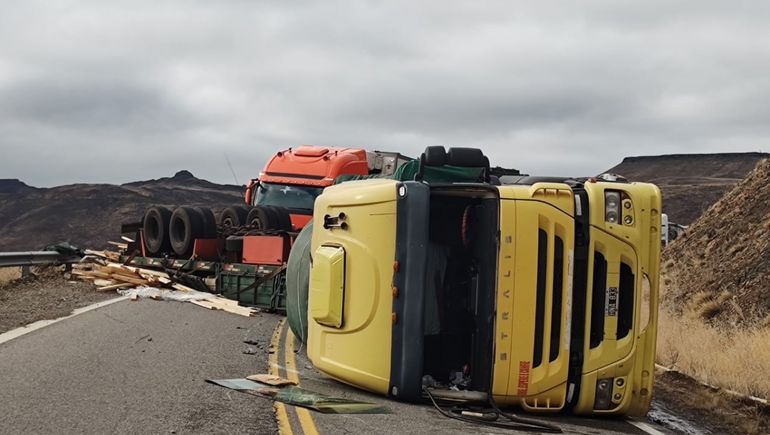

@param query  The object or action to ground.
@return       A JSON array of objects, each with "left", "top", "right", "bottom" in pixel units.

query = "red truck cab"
[{"left": 245, "top": 145, "right": 403, "bottom": 230}]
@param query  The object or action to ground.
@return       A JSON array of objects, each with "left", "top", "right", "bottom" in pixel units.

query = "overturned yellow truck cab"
[{"left": 306, "top": 147, "right": 661, "bottom": 416}]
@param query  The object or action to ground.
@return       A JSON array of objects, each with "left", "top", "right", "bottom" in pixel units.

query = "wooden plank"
[
  {"left": 101, "top": 265, "right": 143, "bottom": 277},
  {"left": 190, "top": 299, "right": 256, "bottom": 317},
  {"left": 97, "top": 283, "right": 134, "bottom": 291},
  {"left": 208, "top": 297, "right": 241, "bottom": 308},
  {"left": 107, "top": 241, "right": 129, "bottom": 249},
  {"left": 210, "top": 302, "right": 257, "bottom": 317},
  {"left": 190, "top": 300, "right": 218, "bottom": 310},
  {"left": 106, "top": 273, "right": 149, "bottom": 286},
  {"left": 106, "top": 263, "right": 170, "bottom": 278},
  {"left": 93, "top": 279, "right": 115, "bottom": 287},
  {"left": 75, "top": 270, "right": 114, "bottom": 281},
  {"left": 85, "top": 249, "right": 120, "bottom": 261},
  {"left": 246, "top": 374, "right": 297, "bottom": 386},
  {"left": 172, "top": 283, "right": 199, "bottom": 293}
]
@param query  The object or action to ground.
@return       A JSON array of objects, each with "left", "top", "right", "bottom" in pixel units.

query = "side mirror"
[{"left": 244, "top": 179, "right": 259, "bottom": 205}]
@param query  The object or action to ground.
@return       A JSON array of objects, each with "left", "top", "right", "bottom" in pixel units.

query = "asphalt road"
[
  {"left": 0, "top": 298, "right": 676, "bottom": 434},
  {"left": 271, "top": 322, "right": 675, "bottom": 435},
  {"left": 0, "top": 299, "right": 282, "bottom": 434}
]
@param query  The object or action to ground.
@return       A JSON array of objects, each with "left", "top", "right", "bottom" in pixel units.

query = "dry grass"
[
  {"left": 0, "top": 267, "right": 21, "bottom": 286},
  {"left": 657, "top": 309, "right": 770, "bottom": 400}
]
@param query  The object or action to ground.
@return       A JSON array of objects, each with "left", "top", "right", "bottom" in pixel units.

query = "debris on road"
[
  {"left": 206, "top": 377, "right": 391, "bottom": 414},
  {"left": 74, "top": 251, "right": 258, "bottom": 317},
  {"left": 246, "top": 373, "right": 297, "bottom": 387}
]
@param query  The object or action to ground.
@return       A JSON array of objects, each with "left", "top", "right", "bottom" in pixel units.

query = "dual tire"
[
  {"left": 142, "top": 206, "right": 217, "bottom": 257},
  {"left": 219, "top": 206, "right": 250, "bottom": 230},
  {"left": 143, "top": 206, "right": 173, "bottom": 256},
  {"left": 245, "top": 206, "right": 292, "bottom": 231},
  {"left": 143, "top": 204, "right": 293, "bottom": 258}
]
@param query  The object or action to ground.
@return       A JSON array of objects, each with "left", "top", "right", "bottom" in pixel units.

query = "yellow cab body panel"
[
  {"left": 307, "top": 178, "right": 399, "bottom": 395},
  {"left": 306, "top": 166, "right": 661, "bottom": 417}
]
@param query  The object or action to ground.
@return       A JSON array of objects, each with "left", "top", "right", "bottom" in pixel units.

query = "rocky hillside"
[
  {"left": 0, "top": 171, "right": 243, "bottom": 251},
  {"left": 605, "top": 152, "right": 769, "bottom": 224},
  {"left": 662, "top": 158, "right": 770, "bottom": 326}
]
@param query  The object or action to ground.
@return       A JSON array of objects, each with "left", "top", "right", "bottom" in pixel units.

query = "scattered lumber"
[
  {"left": 78, "top": 249, "right": 259, "bottom": 317},
  {"left": 97, "top": 283, "right": 134, "bottom": 292},
  {"left": 190, "top": 299, "right": 258, "bottom": 317},
  {"left": 84, "top": 249, "right": 120, "bottom": 262}
]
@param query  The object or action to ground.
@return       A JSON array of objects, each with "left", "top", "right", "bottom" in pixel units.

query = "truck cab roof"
[{"left": 260, "top": 146, "right": 370, "bottom": 187}]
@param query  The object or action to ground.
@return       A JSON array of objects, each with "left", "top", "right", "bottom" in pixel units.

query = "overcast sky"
[{"left": 1, "top": 1, "right": 769, "bottom": 187}]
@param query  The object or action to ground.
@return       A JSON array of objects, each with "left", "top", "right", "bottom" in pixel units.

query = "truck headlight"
[
  {"left": 594, "top": 378, "right": 614, "bottom": 410},
  {"left": 605, "top": 191, "right": 621, "bottom": 224}
]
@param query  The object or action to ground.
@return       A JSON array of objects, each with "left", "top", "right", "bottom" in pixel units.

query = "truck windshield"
[{"left": 254, "top": 182, "right": 323, "bottom": 211}]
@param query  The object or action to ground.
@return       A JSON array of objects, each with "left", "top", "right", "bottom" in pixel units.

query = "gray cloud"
[{"left": 1, "top": 1, "right": 769, "bottom": 186}]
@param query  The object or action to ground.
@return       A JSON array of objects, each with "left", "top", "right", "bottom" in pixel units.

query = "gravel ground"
[{"left": 0, "top": 265, "right": 115, "bottom": 333}]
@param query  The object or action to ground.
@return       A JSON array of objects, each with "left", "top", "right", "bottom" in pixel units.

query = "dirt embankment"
[
  {"left": 0, "top": 266, "right": 113, "bottom": 334},
  {"left": 653, "top": 369, "right": 770, "bottom": 435},
  {"left": 605, "top": 152, "right": 769, "bottom": 225},
  {"left": 0, "top": 171, "right": 244, "bottom": 252},
  {"left": 652, "top": 158, "right": 770, "bottom": 432},
  {"left": 663, "top": 158, "right": 770, "bottom": 326}
]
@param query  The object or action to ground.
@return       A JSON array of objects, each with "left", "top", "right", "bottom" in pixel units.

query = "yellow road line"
[
  {"left": 269, "top": 319, "right": 293, "bottom": 435},
  {"left": 285, "top": 330, "right": 320, "bottom": 435}
]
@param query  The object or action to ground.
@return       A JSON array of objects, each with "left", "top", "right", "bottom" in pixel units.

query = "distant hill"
[
  {"left": 605, "top": 152, "right": 770, "bottom": 224},
  {"left": 0, "top": 171, "right": 244, "bottom": 251},
  {"left": 0, "top": 179, "right": 35, "bottom": 194}
]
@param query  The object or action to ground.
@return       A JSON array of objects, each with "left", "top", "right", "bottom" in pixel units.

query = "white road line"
[
  {"left": 0, "top": 296, "right": 129, "bottom": 345},
  {"left": 627, "top": 419, "right": 668, "bottom": 435}
]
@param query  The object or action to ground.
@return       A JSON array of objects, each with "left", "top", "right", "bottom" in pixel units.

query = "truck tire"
[
  {"left": 246, "top": 206, "right": 280, "bottom": 229},
  {"left": 219, "top": 206, "right": 248, "bottom": 230},
  {"left": 422, "top": 146, "right": 447, "bottom": 166},
  {"left": 195, "top": 207, "right": 217, "bottom": 238},
  {"left": 266, "top": 206, "right": 293, "bottom": 231},
  {"left": 143, "top": 206, "right": 172, "bottom": 256},
  {"left": 446, "top": 147, "right": 486, "bottom": 168},
  {"left": 169, "top": 206, "right": 204, "bottom": 258},
  {"left": 286, "top": 221, "right": 313, "bottom": 343}
]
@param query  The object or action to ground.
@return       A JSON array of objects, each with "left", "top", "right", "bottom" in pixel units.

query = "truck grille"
[
  {"left": 590, "top": 252, "right": 607, "bottom": 349},
  {"left": 589, "top": 254, "right": 635, "bottom": 347},
  {"left": 617, "top": 263, "right": 634, "bottom": 340},
  {"left": 549, "top": 236, "right": 564, "bottom": 363},
  {"left": 533, "top": 229, "right": 565, "bottom": 368},
  {"left": 533, "top": 230, "right": 547, "bottom": 368}
]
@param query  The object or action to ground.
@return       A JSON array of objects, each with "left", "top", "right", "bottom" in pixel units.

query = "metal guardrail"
[{"left": 0, "top": 251, "right": 80, "bottom": 268}]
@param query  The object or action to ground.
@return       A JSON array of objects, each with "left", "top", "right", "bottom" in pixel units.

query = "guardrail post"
[{"left": 21, "top": 265, "right": 31, "bottom": 278}]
